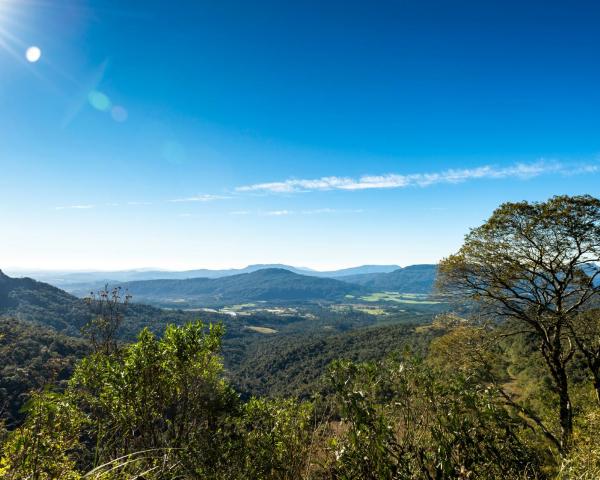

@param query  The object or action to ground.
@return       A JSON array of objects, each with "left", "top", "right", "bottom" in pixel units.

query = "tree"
[
  {"left": 82, "top": 285, "right": 131, "bottom": 354},
  {"left": 70, "top": 321, "right": 239, "bottom": 477},
  {"left": 569, "top": 309, "right": 600, "bottom": 405},
  {"left": 437, "top": 195, "right": 600, "bottom": 453}
]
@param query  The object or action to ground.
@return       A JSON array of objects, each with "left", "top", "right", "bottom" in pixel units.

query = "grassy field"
[
  {"left": 353, "top": 306, "right": 388, "bottom": 315},
  {"left": 360, "top": 292, "right": 443, "bottom": 304},
  {"left": 244, "top": 326, "right": 278, "bottom": 334}
]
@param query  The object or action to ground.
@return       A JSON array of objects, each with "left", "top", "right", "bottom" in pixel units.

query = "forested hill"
[
  {"left": 0, "top": 270, "right": 226, "bottom": 339},
  {"left": 0, "top": 269, "right": 92, "bottom": 336},
  {"left": 339, "top": 264, "right": 437, "bottom": 293},
  {"left": 88, "top": 268, "right": 368, "bottom": 307}
]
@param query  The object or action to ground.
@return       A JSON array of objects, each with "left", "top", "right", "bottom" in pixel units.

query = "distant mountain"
[
  {"left": 310, "top": 265, "right": 401, "bottom": 278},
  {"left": 13, "top": 264, "right": 400, "bottom": 289},
  {"left": 340, "top": 264, "right": 438, "bottom": 293},
  {"left": 95, "top": 268, "right": 367, "bottom": 307},
  {"left": 10, "top": 264, "right": 313, "bottom": 287}
]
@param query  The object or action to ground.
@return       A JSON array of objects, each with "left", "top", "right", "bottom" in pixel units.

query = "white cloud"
[
  {"left": 300, "top": 208, "right": 364, "bottom": 214},
  {"left": 260, "top": 208, "right": 364, "bottom": 216},
  {"left": 236, "top": 160, "right": 596, "bottom": 194},
  {"left": 54, "top": 205, "right": 95, "bottom": 210},
  {"left": 264, "top": 210, "right": 293, "bottom": 216},
  {"left": 170, "top": 194, "right": 231, "bottom": 203}
]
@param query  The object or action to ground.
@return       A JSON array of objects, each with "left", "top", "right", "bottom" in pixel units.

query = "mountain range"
[
  {"left": 76, "top": 268, "right": 369, "bottom": 307},
  {"left": 1, "top": 264, "right": 439, "bottom": 311},
  {"left": 8, "top": 264, "right": 402, "bottom": 287}
]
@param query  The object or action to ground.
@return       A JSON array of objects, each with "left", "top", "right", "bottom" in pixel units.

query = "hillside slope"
[
  {"left": 0, "top": 270, "right": 227, "bottom": 339},
  {"left": 340, "top": 264, "right": 437, "bottom": 293}
]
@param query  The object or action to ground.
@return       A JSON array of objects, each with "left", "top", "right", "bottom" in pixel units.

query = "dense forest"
[
  {"left": 1, "top": 195, "right": 600, "bottom": 479},
  {"left": 227, "top": 323, "right": 439, "bottom": 399},
  {"left": 0, "top": 318, "right": 89, "bottom": 428}
]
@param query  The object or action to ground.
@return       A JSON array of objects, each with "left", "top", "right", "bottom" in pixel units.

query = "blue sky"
[{"left": 1, "top": 0, "right": 599, "bottom": 270}]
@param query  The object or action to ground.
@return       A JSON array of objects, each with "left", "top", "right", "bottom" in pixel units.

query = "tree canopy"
[{"left": 438, "top": 194, "right": 600, "bottom": 452}]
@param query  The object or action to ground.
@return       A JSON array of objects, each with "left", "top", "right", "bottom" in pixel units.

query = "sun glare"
[
  {"left": 0, "top": 0, "right": 14, "bottom": 27},
  {"left": 0, "top": 0, "right": 30, "bottom": 61}
]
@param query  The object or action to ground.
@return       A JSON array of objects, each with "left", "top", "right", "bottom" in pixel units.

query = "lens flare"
[
  {"left": 88, "top": 90, "right": 111, "bottom": 111},
  {"left": 111, "top": 105, "right": 128, "bottom": 122}
]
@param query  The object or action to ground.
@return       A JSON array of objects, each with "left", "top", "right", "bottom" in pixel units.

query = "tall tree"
[{"left": 437, "top": 195, "right": 600, "bottom": 452}]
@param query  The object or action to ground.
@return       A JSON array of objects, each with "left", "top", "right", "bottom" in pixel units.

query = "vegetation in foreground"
[{"left": 1, "top": 194, "right": 600, "bottom": 479}]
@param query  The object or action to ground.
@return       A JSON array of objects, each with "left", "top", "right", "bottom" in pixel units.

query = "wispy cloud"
[
  {"left": 55, "top": 205, "right": 95, "bottom": 210},
  {"left": 300, "top": 208, "right": 364, "bottom": 215},
  {"left": 561, "top": 164, "right": 600, "bottom": 176},
  {"left": 261, "top": 208, "right": 364, "bottom": 216},
  {"left": 229, "top": 210, "right": 251, "bottom": 215},
  {"left": 236, "top": 160, "right": 597, "bottom": 194},
  {"left": 170, "top": 194, "right": 231, "bottom": 203},
  {"left": 264, "top": 210, "right": 293, "bottom": 216}
]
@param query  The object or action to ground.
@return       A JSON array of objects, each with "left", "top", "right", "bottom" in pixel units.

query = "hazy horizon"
[{"left": 3, "top": 261, "right": 417, "bottom": 275}]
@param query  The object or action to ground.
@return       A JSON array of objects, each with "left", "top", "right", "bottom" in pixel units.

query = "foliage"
[
  {"left": 0, "top": 317, "right": 89, "bottom": 428},
  {"left": 558, "top": 407, "right": 600, "bottom": 479},
  {"left": 2, "top": 318, "right": 600, "bottom": 479},
  {"left": 238, "top": 397, "right": 316, "bottom": 479},
  {"left": 324, "top": 356, "right": 542, "bottom": 479},
  {"left": 69, "top": 321, "right": 240, "bottom": 478},
  {"left": 0, "top": 391, "right": 84, "bottom": 480}
]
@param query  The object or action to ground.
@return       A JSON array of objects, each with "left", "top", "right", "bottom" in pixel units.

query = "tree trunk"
[
  {"left": 593, "top": 373, "right": 600, "bottom": 407},
  {"left": 556, "top": 366, "right": 573, "bottom": 453}
]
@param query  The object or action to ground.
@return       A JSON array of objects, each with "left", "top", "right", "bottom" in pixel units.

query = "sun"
[{"left": 25, "top": 44, "right": 40, "bottom": 62}]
